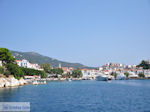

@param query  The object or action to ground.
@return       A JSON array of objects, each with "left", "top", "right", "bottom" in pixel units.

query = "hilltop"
[{"left": 11, "top": 51, "right": 94, "bottom": 69}]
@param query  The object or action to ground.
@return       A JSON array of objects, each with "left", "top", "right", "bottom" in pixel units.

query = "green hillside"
[{"left": 11, "top": 51, "right": 91, "bottom": 68}]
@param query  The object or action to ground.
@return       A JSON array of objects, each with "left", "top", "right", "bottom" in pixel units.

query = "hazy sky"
[{"left": 0, "top": 0, "right": 150, "bottom": 67}]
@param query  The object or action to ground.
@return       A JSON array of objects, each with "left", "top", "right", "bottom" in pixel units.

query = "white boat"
[
  {"left": 32, "top": 80, "right": 38, "bottom": 85},
  {"left": 116, "top": 73, "right": 126, "bottom": 80},
  {"left": 96, "top": 74, "right": 108, "bottom": 81},
  {"left": 67, "top": 78, "right": 72, "bottom": 82}
]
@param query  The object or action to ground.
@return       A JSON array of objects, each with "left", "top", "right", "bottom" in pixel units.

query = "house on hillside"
[
  {"left": 61, "top": 67, "right": 74, "bottom": 74},
  {"left": 16, "top": 59, "right": 43, "bottom": 70},
  {"left": 16, "top": 59, "right": 30, "bottom": 68}
]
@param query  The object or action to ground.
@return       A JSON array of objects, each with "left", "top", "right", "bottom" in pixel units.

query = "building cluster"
[
  {"left": 0, "top": 59, "right": 43, "bottom": 71},
  {"left": 16, "top": 59, "right": 43, "bottom": 70},
  {"left": 61, "top": 67, "right": 74, "bottom": 74},
  {"left": 1, "top": 59, "right": 150, "bottom": 79},
  {"left": 79, "top": 62, "right": 150, "bottom": 79},
  {"left": 81, "top": 69, "right": 99, "bottom": 79}
]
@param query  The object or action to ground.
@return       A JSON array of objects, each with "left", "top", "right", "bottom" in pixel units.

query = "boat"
[
  {"left": 96, "top": 74, "right": 108, "bottom": 81},
  {"left": 116, "top": 73, "right": 126, "bottom": 80},
  {"left": 32, "top": 80, "right": 47, "bottom": 85},
  {"left": 32, "top": 80, "right": 38, "bottom": 85},
  {"left": 67, "top": 78, "right": 72, "bottom": 82}
]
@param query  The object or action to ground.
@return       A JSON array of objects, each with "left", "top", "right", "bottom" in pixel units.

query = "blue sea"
[{"left": 0, "top": 80, "right": 150, "bottom": 112}]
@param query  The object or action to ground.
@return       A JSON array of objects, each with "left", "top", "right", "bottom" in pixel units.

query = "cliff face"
[{"left": 0, "top": 75, "right": 27, "bottom": 88}]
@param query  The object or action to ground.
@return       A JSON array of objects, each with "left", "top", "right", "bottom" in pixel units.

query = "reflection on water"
[
  {"left": 0, "top": 87, "right": 20, "bottom": 102},
  {"left": 0, "top": 80, "right": 150, "bottom": 112}
]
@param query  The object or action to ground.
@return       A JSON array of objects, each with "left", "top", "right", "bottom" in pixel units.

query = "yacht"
[{"left": 96, "top": 74, "right": 108, "bottom": 81}]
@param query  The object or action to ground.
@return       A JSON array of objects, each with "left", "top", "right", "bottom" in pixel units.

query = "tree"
[
  {"left": 63, "top": 72, "right": 71, "bottom": 78},
  {"left": 41, "top": 63, "right": 51, "bottom": 73},
  {"left": 6, "top": 63, "right": 24, "bottom": 79},
  {"left": 111, "top": 72, "right": 117, "bottom": 78},
  {"left": 72, "top": 69, "right": 82, "bottom": 78},
  {"left": 40, "top": 71, "right": 47, "bottom": 78},
  {"left": 0, "top": 48, "right": 15, "bottom": 65},
  {"left": 138, "top": 73, "right": 145, "bottom": 78},
  {"left": 137, "top": 60, "right": 150, "bottom": 69},
  {"left": 124, "top": 72, "right": 129, "bottom": 78},
  {"left": 49, "top": 68, "right": 63, "bottom": 75},
  {"left": 0, "top": 66, "right": 4, "bottom": 74},
  {"left": 20, "top": 67, "right": 47, "bottom": 78}
]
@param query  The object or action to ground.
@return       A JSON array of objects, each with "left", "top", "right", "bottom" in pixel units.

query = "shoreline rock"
[{"left": 0, "top": 75, "right": 27, "bottom": 88}]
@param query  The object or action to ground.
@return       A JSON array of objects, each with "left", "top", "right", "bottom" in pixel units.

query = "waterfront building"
[
  {"left": 128, "top": 72, "right": 139, "bottom": 78},
  {"left": 16, "top": 59, "right": 43, "bottom": 70},
  {"left": 24, "top": 75, "right": 41, "bottom": 79},
  {"left": 81, "top": 69, "right": 99, "bottom": 79}
]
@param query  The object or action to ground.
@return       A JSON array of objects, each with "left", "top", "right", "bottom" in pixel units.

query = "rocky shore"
[{"left": 0, "top": 75, "right": 27, "bottom": 88}]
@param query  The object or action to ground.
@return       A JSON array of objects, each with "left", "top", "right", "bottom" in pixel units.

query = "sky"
[{"left": 0, "top": 0, "right": 150, "bottom": 67}]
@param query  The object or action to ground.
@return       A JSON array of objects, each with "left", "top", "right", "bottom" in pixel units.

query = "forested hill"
[{"left": 11, "top": 51, "right": 93, "bottom": 69}]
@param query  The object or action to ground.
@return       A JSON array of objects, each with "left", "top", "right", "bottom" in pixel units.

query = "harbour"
[{"left": 0, "top": 80, "right": 150, "bottom": 112}]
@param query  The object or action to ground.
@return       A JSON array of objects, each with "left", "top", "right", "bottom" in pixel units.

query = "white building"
[
  {"left": 0, "top": 61, "right": 2, "bottom": 66},
  {"left": 24, "top": 75, "right": 41, "bottom": 79},
  {"left": 128, "top": 72, "right": 139, "bottom": 78},
  {"left": 81, "top": 69, "right": 99, "bottom": 79},
  {"left": 16, "top": 59, "right": 42, "bottom": 70},
  {"left": 16, "top": 59, "right": 30, "bottom": 68}
]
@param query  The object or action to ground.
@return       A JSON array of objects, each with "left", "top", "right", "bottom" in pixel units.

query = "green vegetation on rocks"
[
  {"left": 20, "top": 67, "right": 47, "bottom": 78},
  {"left": 0, "top": 48, "right": 23, "bottom": 79},
  {"left": 6, "top": 63, "right": 24, "bottom": 79},
  {"left": 0, "top": 48, "right": 47, "bottom": 79},
  {"left": 0, "top": 66, "right": 4, "bottom": 74}
]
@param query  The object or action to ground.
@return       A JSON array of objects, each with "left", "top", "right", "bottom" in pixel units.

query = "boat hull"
[{"left": 96, "top": 76, "right": 108, "bottom": 81}]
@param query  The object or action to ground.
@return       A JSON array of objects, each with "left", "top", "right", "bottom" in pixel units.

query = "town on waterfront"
[
  {"left": 0, "top": 48, "right": 150, "bottom": 87},
  {"left": 0, "top": 0, "right": 150, "bottom": 112}
]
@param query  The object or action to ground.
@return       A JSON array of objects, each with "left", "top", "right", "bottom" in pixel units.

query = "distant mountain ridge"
[{"left": 11, "top": 50, "right": 94, "bottom": 69}]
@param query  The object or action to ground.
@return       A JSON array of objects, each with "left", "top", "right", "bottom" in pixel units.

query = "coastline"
[
  {"left": 1, "top": 75, "right": 150, "bottom": 88},
  {"left": 0, "top": 75, "right": 27, "bottom": 88}
]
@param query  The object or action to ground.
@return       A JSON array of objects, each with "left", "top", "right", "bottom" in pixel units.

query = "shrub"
[
  {"left": 138, "top": 73, "right": 145, "bottom": 78},
  {"left": 0, "top": 66, "right": 4, "bottom": 74}
]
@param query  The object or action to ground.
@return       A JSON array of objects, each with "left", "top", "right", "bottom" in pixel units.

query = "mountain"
[{"left": 11, "top": 51, "right": 94, "bottom": 69}]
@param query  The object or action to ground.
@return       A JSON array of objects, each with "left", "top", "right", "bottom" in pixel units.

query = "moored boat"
[
  {"left": 67, "top": 78, "right": 72, "bottom": 82},
  {"left": 96, "top": 74, "right": 108, "bottom": 81}
]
